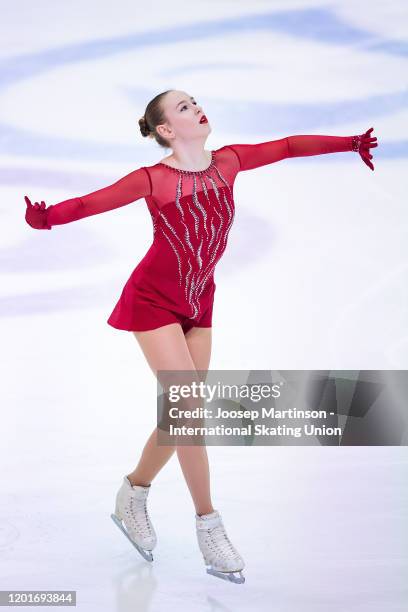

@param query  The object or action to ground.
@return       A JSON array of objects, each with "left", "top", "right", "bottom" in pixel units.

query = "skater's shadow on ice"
[
  {"left": 110, "top": 562, "right": 236, "bottom": 611},
  {"left": 112, "top": 562, "right": 157, "bottom": 611},
  {"left": 207, "top": 594, "right": 234, "bottom": 611}
]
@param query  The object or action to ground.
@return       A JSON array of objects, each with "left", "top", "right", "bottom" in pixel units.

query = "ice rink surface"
[{"left": 1, "top": 1, "right": 407, "bottom": 610}]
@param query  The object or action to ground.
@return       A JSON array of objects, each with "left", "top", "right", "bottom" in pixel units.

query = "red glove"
[
  {"left": 351, "top": 127, "right": 378, "bottom": 171},
  {"left": 24, "top": 196, "right": 52, "bottom": 229}
]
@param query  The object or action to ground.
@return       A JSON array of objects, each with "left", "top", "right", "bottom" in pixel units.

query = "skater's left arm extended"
[{"left": 226, "top": 127, "right": 378, "bottom": 172}]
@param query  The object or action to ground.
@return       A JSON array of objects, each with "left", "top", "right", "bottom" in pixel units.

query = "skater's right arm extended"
[{"left": 24, "top": 166, "right": 152, "bottom": 230}]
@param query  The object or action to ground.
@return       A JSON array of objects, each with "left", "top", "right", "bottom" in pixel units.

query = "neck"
[{"left": 169, "top": 145, "right": 211, "bottom": 170}]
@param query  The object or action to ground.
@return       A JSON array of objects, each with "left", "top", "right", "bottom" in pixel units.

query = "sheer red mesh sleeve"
[
  {"left": 225, "top": 135, "right": 355, "bottom": 171},
  {"left": 42, "top": 166, "right": 151, "bottom": 228}
]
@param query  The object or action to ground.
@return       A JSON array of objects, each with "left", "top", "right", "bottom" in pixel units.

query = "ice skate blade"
[
  {"left": 110, "top": 513, "right": 153, "bottom": 562},
  {"left": 206, "top": 567, "right": 245, "bottom": 584}
]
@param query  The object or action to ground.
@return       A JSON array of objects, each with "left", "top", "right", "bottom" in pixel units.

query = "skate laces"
[
  {"left": 205, "top": 524, "right": 239, "bottom": 559},
  {"left": 127, "top": 495, "right": 153, "bottom": 537}
]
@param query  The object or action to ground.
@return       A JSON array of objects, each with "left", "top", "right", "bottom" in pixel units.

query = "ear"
[{"left": 156, "top": 123, "right": 173, "bottom": 140}]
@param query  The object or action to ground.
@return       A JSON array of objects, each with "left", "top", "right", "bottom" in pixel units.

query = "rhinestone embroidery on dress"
[{"left": 155, "top": 151, "right": 234, "bottom": 319}]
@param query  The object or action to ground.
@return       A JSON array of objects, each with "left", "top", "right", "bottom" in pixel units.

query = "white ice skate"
[
  {"left": 195, "top": 510, "right": 245, "bottom": 584},
  {"left": 110, "top": 476, "right": 157, "bottom": 562}
]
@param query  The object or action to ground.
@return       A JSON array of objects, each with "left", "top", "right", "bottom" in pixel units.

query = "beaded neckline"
[{"left": 157, "top": 150, "right": 215, "bottom": 175}]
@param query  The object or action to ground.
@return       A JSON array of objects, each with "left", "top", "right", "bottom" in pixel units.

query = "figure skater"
[{"left": 24, "top": 88, "right": 378, "bottom": 584}]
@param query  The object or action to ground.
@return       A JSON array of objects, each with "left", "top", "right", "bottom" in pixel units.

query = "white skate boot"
[
  {"left": 110, "top": 476, "right": 157, "bottom": 562},
  {"left": 195, "top": 510, "right": 245, "bottom": 583}
]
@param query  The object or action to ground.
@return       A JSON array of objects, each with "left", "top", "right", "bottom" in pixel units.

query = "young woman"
[{"left": 24, "top": 89, "right": 378, "bottom": 584}]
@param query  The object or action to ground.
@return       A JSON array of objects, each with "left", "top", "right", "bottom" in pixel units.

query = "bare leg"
[
  {"left": 126, "top": 427, "right": 175, "bottom": 487},
  {"left": 127, "top": 323, "right": 214, "bottom": 516}
]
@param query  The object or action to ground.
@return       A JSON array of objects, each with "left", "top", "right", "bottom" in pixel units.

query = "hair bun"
[{"left": 139, "top": 116, "right": 151, "bottom": 138}]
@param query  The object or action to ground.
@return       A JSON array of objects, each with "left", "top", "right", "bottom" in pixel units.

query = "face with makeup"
[{"left": 156, "top": 90, "right": 211, "bottom": 144}]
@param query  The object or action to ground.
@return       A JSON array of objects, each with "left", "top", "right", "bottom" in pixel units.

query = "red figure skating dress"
[
  {"left": 24, "top": 133, "right": 376, "bottom": 333},
  {"left": 107, "top": 148, "right": 235, "bottom": 333}
]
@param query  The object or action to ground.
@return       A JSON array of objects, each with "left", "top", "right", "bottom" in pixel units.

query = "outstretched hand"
[
  {"left": 24, "top": 195, "right": 51, "bottom": 230},
  {"left": 355, "top": 127, "right": 378, "bottom": 171}
]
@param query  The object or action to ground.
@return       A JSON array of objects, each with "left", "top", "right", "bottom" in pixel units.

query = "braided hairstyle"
[{"left": 138, "top": 89, "right": 173, "bottom": 148}]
